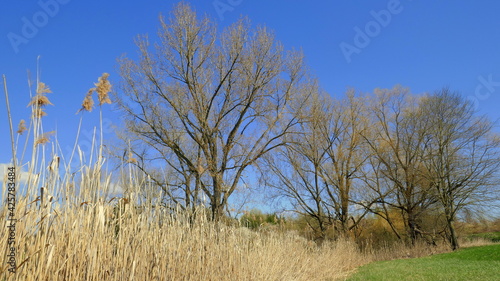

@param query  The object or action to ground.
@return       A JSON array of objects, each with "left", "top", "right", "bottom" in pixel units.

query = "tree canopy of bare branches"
[
  {"left": 114, "top": 3, "right": 311, "bottom": 220},
  {"left": 361, "top": 86, "right": 438, "bottom": 244},
  {"left": 420, "top": 88, "right": 500, "bottom": 249},
  {"left": 263, "top": 90, "right": 370, "bottom": 240},
  {"left": 359, "top": 86, "right": 500, "bottom": 248}
]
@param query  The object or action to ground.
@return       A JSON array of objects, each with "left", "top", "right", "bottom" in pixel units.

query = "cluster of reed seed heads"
[
  {"left": 25, "top": 82, "right": 55, "bottom": 144},
  {"left": 81, "top": 88, "right": 95, "bottom": 112},
  {"left": 28, "top": 82, "right": 53, "bottom": 118},
  {"left": 23, "top": 74, "right": 112, "bottom": 147},
  {"left": 35, "top": 131, "right": 56, "bottom": 145},
  {"left": 17, "top": 119, "right": 27, "bottom": 135},
  {"left": 79, "top": 73, "right": 112, "bottom": 112},
  {"left": 127, "top": 151, "right": 137, "bottom": 164},
  {"left": 96, "top": 73, "right": 112, "bottom": 105}
]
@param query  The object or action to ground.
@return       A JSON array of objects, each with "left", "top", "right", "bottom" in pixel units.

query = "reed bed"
[
  {"left": 0, "top": 198, "right": 372, "bottom": 280},
  {"left": 1, "top": 74, "right": 371, "bottom": 280}
]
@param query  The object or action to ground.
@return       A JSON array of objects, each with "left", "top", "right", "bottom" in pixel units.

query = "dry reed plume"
[
  {"left": 95, "top": 73, "right": 112, "bottom": 106},
  {"left": 79, "top": 88, "right": 95, "bottom": 113},
  {"left": 16, "top": 120, "right": 27, "bottom": 135},
  {"left": 28, "top": 82, "right": 53, "bottom": 118}
]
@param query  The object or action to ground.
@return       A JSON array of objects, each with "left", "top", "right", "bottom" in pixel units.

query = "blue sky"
[{"left": 1, "top": 1, "right": 500, "bottom": 202}]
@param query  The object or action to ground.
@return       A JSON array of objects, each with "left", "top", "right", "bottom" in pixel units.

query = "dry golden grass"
[
  {"left": 459, "top": 236, "right": 496, "bottom": 248},
  {"left": 362, "top": 240, "right": 451, "bottom": 262},
  {"left": 0, "top": 199, "right": 371, "bottom": 280}
]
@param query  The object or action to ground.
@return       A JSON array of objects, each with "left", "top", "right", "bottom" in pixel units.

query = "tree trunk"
[
  {"left": 446, "top": 214, "right": 459, "bottom": 250},
  {"left": 211, "top": 175, "right": 225, "bottom": 221},
  {"left": 339, "top": 186, "right": 350, "bottom": 236},
  {"left": 212, "top": 203, "right": 224, "bottom": 222},
  {"left": 407, "top": 211, "right": 419, "bottom": 245}
]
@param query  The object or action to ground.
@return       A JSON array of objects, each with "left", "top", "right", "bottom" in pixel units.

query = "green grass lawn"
[{"left": 347, "top": 244, "right": 500, "bottom": 281}]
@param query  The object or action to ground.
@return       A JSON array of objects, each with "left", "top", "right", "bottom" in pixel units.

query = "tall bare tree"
[
  {"left": 263, "top": 90, "right": 370, "bottom": 239},
  {"left": 321, "top": 91, "right": 371, "bottom": 235},
  {"left": 263, "top": 90, "right": 333, "bottom": 239},
  {"left": 362, "top": 86, "right": 437, "bottom": 244},
  {"left": 114, "top": 3, "right": 309, "bottom": 220},
  {"left": 420, "top": 88, "right": 500, "bottom": 250}
]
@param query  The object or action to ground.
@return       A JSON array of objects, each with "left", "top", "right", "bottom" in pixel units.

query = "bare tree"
[
  {"left": 262, "top": 90, "right": 333, "bottom": 240},
  {"left": 420, "top": 88, "right": 500, "bottom": 250},
  {"left": 320, "top": 91, "right": 371, "bottom": 235},
  {"left": 114, "top": 3, "right": 309, "bottom": 221},
  {"left": 362, "top": 86, "right": 437, "bottom": 244},
  {"left": 263, "top": 90, "right": 370, "bottom": 239}
]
